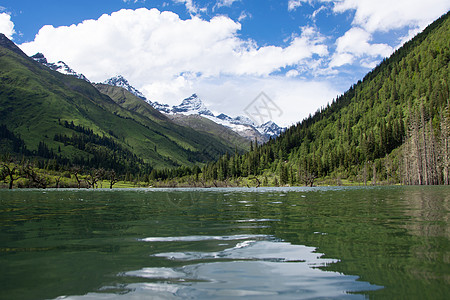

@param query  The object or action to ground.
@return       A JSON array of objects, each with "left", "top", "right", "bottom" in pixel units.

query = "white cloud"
[
  {"left": 215, "top": 0, "right": 240, "bottom": 8},
  {"left": 329, "top": 27, "right": 392, "bottom": 68},
  {"left": 194, "top": 76, "right": 338, "bottom": 127},
  {"left": 0, "top": 13, "right": 15, "bottom": 39},
  {"left": 288, "top": 0, "right": 304, "bottom": 12},
  {"left": 310, "top": 5, "right": 328, "bottom": 20},
  {"left": 286, "top": 69, "right": 299, "bottom": 78},
  {"left": 19, "top": 8, "right": 332, "bottom": 125},
  {"left": 173, "top": 0, "right": 203, "bottom": 15},
  {"left": 331, "top": 0, "right": 450, "bottom": 33},
  {"left": 238, "top": 11, "right": 250, "bottom": 22}
]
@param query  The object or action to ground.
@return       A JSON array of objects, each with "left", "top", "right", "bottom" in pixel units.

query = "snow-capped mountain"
[
  {"left": 31, "top": 53, "right": 90, "bottom": 82},
  {"left": 172, "top": 94, "right": 214, "bottom": 116},
  {"left": 96, "top": 75, "right": 286, "bottom": 140},
  {"left": 153, "top": 94, "right": 285, "bottom": 140},
  {"left": 151, "top": 101, "right": 171, "bottom": 113},
  {"left": 257, "top": 121, "right": 285, "bottom": 137},
  {"left": 216, "top": 114, "right": 256, "bottom": 127},
  {"left": 103, "top": 76, "right": 146, "bottom": 101}
]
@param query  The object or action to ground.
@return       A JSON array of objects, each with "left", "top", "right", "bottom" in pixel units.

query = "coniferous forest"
[
  {"left": 175, "top": 11, "right": 450, "bottom": 187},
  {"left": 1, "top": 12, "right": 449, "bottom": 188}
]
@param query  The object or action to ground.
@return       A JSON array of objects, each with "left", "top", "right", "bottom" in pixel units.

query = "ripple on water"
[{"left": 62, "top": 235, "right": 381, "bottom": 299}]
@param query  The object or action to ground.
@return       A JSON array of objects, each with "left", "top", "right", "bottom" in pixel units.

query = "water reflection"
[
  {"left": 58, "top": 235, "right": 379, "bottom": 299},
  {"left": 401, "top": 187, "right": 450, "bottom": 238}
]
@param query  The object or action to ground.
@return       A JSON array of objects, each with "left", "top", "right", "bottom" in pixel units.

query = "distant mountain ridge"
[
  {"left": 31, "top": 53, "right": 90, "bottom": 82},
  {"left": 103, "top": 75, "right": 146, "bottom": 100},
  {"left": 171, "top": 94, "right": 214, "bottom": 117},
  {"left": 146, "top": 93, "right": 286, "bottom": 141},
  {"left": 101, "top": 76, "right": 286, "bottom": 141},
  {"left": 29, "top": 54, "right": 286, "bottom": 142}
]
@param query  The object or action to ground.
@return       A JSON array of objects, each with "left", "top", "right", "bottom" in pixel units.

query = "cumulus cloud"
[
  {"left": 310, "top": 5, "right": 328, "bottom": 20},
  {"left": 331, "top": 0, "right": 450, "bottom": 33},
  {"left": 194, "top": 76, "right": 338, "bottom": 127},
  {"left": 17, "top": 2, "right": 447, "bottom": 125},
  {"left": 0, "top": 12, "right": 15, "bottom": 39},
  {"left": 20, "top": 8, "right": 328, "bottom": 114},
  {"left": 322, "top": 0, "right": 449, "bottom": 69},
  {"left": 329, "top": 27, "right": 392, "bottom": 68}
]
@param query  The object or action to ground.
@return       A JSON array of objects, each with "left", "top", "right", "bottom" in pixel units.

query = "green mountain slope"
[
  {"left": 94, "top": 83, "right": 248, "bottom": 154},
  {"left": 166, "top": 114, "right": 250, "bottom": 153},
  {"left": 198, "top": 11, "right": 450, "bottom": 185},
  {"left": 0, "top": 34, "right": 235, "bottom": 171}
]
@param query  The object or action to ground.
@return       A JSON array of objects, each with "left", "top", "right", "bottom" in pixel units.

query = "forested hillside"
[{"left": 196, "top": 11, "right": 450, "bottom": 186}]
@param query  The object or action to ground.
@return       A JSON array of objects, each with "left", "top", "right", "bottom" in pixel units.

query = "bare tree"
[
  {"left": 54, "top": 175, "right": 63, "bottom": 188},
  {"left": 22, "top": 162, "right": 49, "bottom": 189},
  {"left": 403, "top": 102, "right": 449, "bottom": 185},
  {"left": 440, "top": 103, "right": 450, "bottom": 184},
  {"left": 71, "top": 167, "right": 83, "bottom": 188},
  {"left": 0, "top": 162, "right": 21, "bottom": 189},
  {"left": 108, "top": 170, "right": 119, "bottom": 189},
  {"left": 85, "top": 169, "right": 105, "bottom": 189}
]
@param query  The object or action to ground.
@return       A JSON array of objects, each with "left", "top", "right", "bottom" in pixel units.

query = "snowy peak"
[
  {"left": 152, "top": 101, "right": 171, "bottom": 113},
  {"left": 151, "top": 93, "right": 285, "bottom": 140},
  {"left": 257, "top": 121, "right": 285, "bottom": 137},
  {"left": 216, "top": 113, "right": 255, "bottom": 127},
  {"left": 172, "top": 94, "right": 214, "bottom": 116},
  {"left": 31, "top": 53, "right": 90, "bottom": 82},
  {"left": 31, "top": 52, "right": 48, "bottom": 64},
  {"left": 103, "top": 75, "right": 146, "bottom": 101}
]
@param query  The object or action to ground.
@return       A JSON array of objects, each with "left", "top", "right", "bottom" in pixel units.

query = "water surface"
[{"left": 0, "top": 186, "right": 449, "bottom": 299}]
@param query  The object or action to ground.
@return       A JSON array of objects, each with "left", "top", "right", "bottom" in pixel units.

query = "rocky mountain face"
[
  {"left": 171, "top": 94, "right": 214, "bottom": 117},
  {"left": 102, "top": 75, "right": 146, "bottom": 100},
  {"left": 31, "top": 53, "right": 90, "bottom": 82},
  {"left": 151, "top": 102, "right": 171, "bottom": 113},
  {"left": 156, "top": 94, "right": 285, "bottom": 142}
]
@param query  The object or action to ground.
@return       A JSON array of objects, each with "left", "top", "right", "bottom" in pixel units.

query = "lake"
[{"left": 0, "top": 186, "right": 449, "bottom": 299}]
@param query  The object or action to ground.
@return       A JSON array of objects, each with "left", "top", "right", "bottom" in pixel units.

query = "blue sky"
[{"left": 1, "top": 0, "right": 449, "bottom": 126}]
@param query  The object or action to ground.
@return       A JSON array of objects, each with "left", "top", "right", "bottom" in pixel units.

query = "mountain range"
[
  {"left": 27, "top": 54, "right": 285, "bottom": 143},
  {"left": 31, "top": 53, "right": 90, "bottom": 82},
  {"left": 99, "top": 76, "right": 286, "bottom": 142},
  {"left": 0, "top": 33, "right": 247, "bottom": 171}
]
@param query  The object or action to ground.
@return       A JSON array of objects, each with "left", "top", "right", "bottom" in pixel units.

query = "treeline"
[
  {"left": 54, "top": 121, "right": 144, "bottom": 173},
  {"left": 1, "top": 121, "right": 151, "bottom": 176},
  {"left": 403, "top": 101, "right": 450, "bottom": 184},
  {"left": 148, "top": 165, "right": 201, "bottom": 181},
  {"left": 1, "top": 124, "right": 32, "bottom": 156},
  {"left": 0, "top": 156, "right": 132, "bottom": 189}
]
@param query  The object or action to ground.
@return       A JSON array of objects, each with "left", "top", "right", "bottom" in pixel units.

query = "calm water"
[{"left": 0, "top": 186, "right": 449, "bottom": 299}]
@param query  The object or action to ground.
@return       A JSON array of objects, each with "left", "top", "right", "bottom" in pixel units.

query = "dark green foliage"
[{"left": 0, "top": 124, "right": 30, "bottom": 155}]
